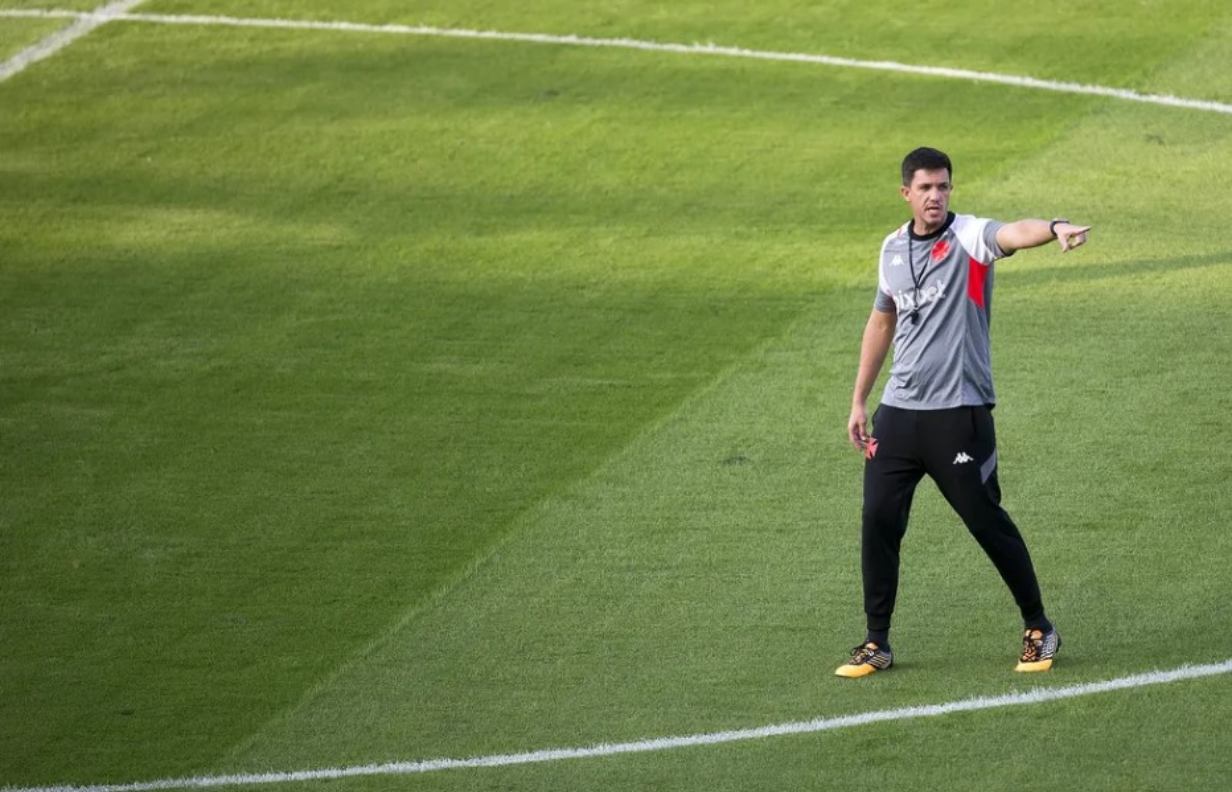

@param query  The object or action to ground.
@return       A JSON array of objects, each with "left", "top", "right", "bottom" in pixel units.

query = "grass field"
[{"left": 3, "top": 2, "right": 1232, "bottom": 790}]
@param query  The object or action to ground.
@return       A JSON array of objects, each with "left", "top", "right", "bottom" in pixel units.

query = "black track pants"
[{"left": 862, "top": 404, "right": 1045, "bottom": 632}]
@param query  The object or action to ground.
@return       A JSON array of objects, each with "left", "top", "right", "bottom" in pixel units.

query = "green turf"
[
  {"left": 236, "top": 673, "right": 1232, "bottom": 792},
  {"left": 0, "top": 16, "right": 63, "bottom": 60},
  {"left": 147, "top": 0, "right": 1228, "bottom": 96},
  {"left": 212, "top": 269, "right": 1232, "bottom": 784},
  {"left": 0, "top": 0, "right": 105, "bottom": 9},
  {"left": 2, "top": 1, "right": 1231, "bottom": 790}
]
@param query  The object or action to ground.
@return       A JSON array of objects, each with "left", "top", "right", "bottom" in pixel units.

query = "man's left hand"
[{"left": 1055, "top": 222, "right": 1091, "bottom": 252}]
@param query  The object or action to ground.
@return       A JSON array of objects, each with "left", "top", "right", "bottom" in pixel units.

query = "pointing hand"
[{"left": 1055, "top": 222, "right": 1092, "bottom": 252}]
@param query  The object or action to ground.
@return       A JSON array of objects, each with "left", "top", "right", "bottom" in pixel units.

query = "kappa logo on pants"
[{"left": 953, "top": 452, "right": 974, "bottom": 464}]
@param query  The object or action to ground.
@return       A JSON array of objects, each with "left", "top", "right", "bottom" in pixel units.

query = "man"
[{"left": 836, "top": 147, "right": 1090, "bottom": 678}]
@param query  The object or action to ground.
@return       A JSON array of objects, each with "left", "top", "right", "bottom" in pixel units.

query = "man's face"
[{"left": 901, "top": 168, "right": 952, "bottom": 229}]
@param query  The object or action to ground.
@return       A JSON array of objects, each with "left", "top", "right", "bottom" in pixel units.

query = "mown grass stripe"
[
  {"left": 8, "top": 658, "right": 1231, "bottom": 792},
  {"left": 2, "top": 7, "right": 1232, "bottom": 114}
]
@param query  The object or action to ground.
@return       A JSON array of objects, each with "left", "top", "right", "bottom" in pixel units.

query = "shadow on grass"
[{"left": 1000, "top": 248, "right": 1232, "bottom": 288}]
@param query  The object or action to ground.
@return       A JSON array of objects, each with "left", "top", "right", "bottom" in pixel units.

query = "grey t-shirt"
[{"left": 873, "top": 212, "right": 1011, "bottom": 409}]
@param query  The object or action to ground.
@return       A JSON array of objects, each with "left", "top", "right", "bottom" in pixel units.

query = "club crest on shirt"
[{"left": 931, "top": 239, "right": 950, "bottom": 262}]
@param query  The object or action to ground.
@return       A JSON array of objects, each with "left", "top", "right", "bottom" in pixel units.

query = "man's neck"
[{"left": 910, "top": 212, "right": 953, "bottom": 238}]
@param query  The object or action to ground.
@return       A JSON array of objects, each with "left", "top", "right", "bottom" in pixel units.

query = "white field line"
[
  {"left": 2, "top": 7, "right": 1232, "bottom": 115},
  {"left": 5, "top": 658, "right": 1232, "bottom": 792},
  {"left": 0, "top": 1, "right": 143, "bottom": 82}
]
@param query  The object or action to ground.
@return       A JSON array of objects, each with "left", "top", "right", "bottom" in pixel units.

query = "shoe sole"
[{"left": 835, "top": 662, "right": 888, "bottom": 678}]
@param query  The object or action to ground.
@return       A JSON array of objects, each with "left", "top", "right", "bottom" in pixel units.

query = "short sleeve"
[
  {"left": 873, "top": 228, "right": 900, "bottom": 313},
  {"left": 873, "top": 285, "right": 895, "bottom": 313},
  {"left": 954, "top": 214, "right": 1013, "bottom": 262},
  {"left": 980, "top": 219, "right": 1014, "bottom": 260}
]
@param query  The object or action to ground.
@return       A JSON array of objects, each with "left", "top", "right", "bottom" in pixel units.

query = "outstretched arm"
[
  {"left": 847, "top": 308, "right": 896, "bottom": 452},
  {"left": 996, "top": 219, "right": 1091, "bottom": 254}
]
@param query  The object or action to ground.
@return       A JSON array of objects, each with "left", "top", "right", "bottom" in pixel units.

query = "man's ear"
[{"left": 900, "top": 184, "right": 910, "bottom": 202}]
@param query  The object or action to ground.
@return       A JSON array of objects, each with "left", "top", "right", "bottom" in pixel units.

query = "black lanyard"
[
  {"left": 903, "top": 213, "right": 953, "bottom": 324},
  {"left": 906, "top": 232, "right": 926, "bottom": 324}
]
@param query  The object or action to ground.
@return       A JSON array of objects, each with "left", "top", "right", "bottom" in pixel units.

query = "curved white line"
[
  {"left": 1, "top": 7, "right": 1231, "bottom": 114},
  {"left": 5, "top": 658, "right": 1231, "bottom": 792}
]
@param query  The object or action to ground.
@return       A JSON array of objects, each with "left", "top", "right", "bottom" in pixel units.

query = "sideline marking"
[
  {"left": 6, "top": 658, "right": 1232, "bottom": 792},
  {"left": 2, "top": 7, "right": 1232, "bottom": 115},
  {"left": 0, "top": 1, "right": 143, "bottom": 83}
]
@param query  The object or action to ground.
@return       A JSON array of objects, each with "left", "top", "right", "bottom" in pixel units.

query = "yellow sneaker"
[
  {"left": 1015, "top": 627, "right": 1061, "bottom": 672},
  {"left": 835, "top": 641, "right": 893, "bottom": 678}
]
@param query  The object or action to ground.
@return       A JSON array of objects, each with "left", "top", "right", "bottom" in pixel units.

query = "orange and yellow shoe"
[
  {"left": 835, "top": 641, "right": 893, "bottom": 678},
  {"left": 1015, "top": 626, "right": 1061, "bottom": 672}
]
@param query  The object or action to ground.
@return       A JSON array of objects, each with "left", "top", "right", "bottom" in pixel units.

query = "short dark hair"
[{"left": 901, "top": 147, "right": 952, "bottom": 186}]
